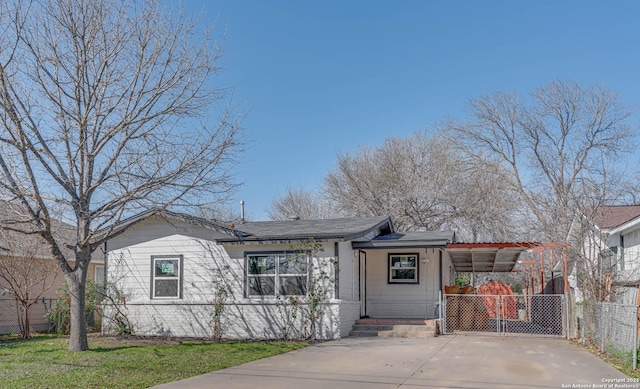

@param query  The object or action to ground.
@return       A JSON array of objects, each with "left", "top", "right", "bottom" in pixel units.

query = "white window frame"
[
  {"left": 94, "top": 265, "right": 105, "bottom": 284},
  {"left": 388, "top": 253, "right": 419, "bottom": 284},
  {"left": 151, "top": 255, "right": 183, "bottom": 299},
  {"left": 246, "top": 252, "right": 308, "bottom": 297}
]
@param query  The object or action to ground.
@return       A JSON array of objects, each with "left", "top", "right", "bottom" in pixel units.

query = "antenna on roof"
[{"left": 240, "top": 200, "right": 245, "bottom": 224}]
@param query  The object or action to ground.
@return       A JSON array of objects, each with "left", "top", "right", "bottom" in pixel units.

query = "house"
[
  {"left": 0, "top": 205, "right": 105, "bottom": 335},
  {"left": 571, "top": 205, "right": 640, "bottom": 303},
  {"left": 102, "top": 210, "right": 458, "bottom": 339},
  {"left": 103, "top": 210, "right": 545, "bottom": 339}
]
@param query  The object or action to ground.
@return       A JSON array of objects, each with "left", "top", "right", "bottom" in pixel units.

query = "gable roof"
[
  {"left": 103, "top": 210, "right": 393, "bottom": 245},
  {"left": 100, "top": 209, "right": 243, "bottom": 241},
  {"left": 217, "top": 216, "right": 393, "bottom": 244},
  {"left": 590, "top": 205, "right": 640, "bottom": 231}
]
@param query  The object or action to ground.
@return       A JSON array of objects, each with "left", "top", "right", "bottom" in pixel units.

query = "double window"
[
  {"left": 388, "top": 253, "right": 419, "bottom": 284},
  {"left": 247, "top": 253, "right": 308, "bottom": 297},
  {"left": 151, "top": 255, "right": 183, "bottom": 298}
]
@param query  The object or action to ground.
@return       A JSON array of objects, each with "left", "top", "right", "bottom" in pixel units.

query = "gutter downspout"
[{"left": 334, "top": 242, "right": 339, "bottom": 299}]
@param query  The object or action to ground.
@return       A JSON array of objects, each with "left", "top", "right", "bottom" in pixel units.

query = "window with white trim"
[
  {"left": 246, "top": 252, "right": 308, "bottom": 297},
  {"left": 151, "top": 255, "right": 183, "bottom": 298},
  {"left": 94, "top": 265, "right": 105, "bottom": 284},
  {"left": 388, "top": 253, "right": 419, "bottom": 284}
]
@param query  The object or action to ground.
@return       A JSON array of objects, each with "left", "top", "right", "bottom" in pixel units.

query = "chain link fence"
[
  {"left": 0, "top": 298, "right": 55, "bottom": 335},
  {"left": 442, "top": 294, "right": 566, "bottom": 337},
  {"left": 580, "top": 302, "right": 639, "bottom": 370}
]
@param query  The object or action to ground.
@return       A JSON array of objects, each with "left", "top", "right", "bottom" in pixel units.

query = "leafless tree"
[
  {"left": 324, "top": 132, "right": 525, "bottom": 238},
  {"left": 448, "top": 80, "right": 635, "bottom": 242},
  {"left": 325, "top": 133, "right": 452, "bottom": 231},
  {"left": 0, "top": 229, "right": 61, "bottom": 339},
  {"left": 267, "top": 187, "right": 340, "bottom": 221},
  {"left": 0, "top": 0, "right": 243, "bottom": 350}
]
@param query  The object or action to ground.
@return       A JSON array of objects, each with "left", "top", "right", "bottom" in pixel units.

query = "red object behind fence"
[{"left": 478, "top": 281, "right": 517, "bottom": 319}]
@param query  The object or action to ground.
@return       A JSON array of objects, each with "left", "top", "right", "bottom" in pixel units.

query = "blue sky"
[{"left": 187, "top": 1, "right": 640, "bottom": 220}]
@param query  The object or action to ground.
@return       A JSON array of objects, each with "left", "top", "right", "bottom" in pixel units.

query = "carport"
[{"left": 441, "top": 242, "right": 570, "bottom": 338}]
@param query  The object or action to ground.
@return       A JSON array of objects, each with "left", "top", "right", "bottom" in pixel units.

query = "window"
[
  {"left": 94, "top": 265, "right": 106, "bottom": 294},
  {"left": 151, "top": 255, "right": 183, "bottom": 298},
  {"left": 247, "top": 252, "right": 308, "bottom": 297},
  {"left": 388, "top": 253, "right": 419, "bottom": 284},
  {"left": 94, "top": 265, "right": 105, "bottom": 284}
]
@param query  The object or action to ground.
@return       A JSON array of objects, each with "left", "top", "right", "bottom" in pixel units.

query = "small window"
[
  {"left": 247, "top": 252, "right": 308, "bottom": 297},
  {"left": 94, "top": 265, "right": 105, "bottom": 284},
  {"left": 151, "top": 256, "right": 183, "bottom": 299},
  {"left": 388, "top": 253, "right": 419, "bottom": 284},
  {"left": 94, "top": 265, "right": 106, "bottom": 295}
]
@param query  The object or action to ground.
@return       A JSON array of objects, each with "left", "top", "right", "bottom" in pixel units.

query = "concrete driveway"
[{"left": 153, "top": 335, "right": 630, "bottom": 389}]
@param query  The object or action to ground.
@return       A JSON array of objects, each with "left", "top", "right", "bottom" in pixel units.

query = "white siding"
[
  {"left": 364, "top": 248, "right": 440, "bottom": 319},
  {"left": 105, "top": 231, "right": 348, "bottom": 339},
  {"left": 337, "top": 241, "right": 357, "bottom": 300},
  {"left": 615, "top": 227, "right": 640, "bottom": 282}
]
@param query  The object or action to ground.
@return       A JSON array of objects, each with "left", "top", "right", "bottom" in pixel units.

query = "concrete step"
[
  {"left": 349, "top": 323, "right": 393, "bottom": 337},
  {"left": 378, "top": 330, "right": 435, "bottom": 339},
  {"left": 349, "top": 330, "right": 381, "bottom": 337},
  {"left": 349, "top": 321, "right": 438, "bottom": 339},
  {"left": 378, "top": 325, "right": 437, "bottom": 338},
  {"left": 351, "top": 324, "right": 394, "bottom": 332}
]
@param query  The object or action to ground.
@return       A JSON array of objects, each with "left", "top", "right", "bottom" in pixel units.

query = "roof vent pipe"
[{"left": 240, "top": 200, "right": 245, "bottom": 224}]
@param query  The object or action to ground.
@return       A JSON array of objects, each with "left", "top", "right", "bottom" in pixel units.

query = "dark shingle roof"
[
  {"left": 352, "top": 231, "right": 455, "bottom": 248},
  {"left": 99, "top": 209, "right": 242, "bottom": 240},
  {"left": 218, "top": 216, "right": 392, "bottom": 243}
]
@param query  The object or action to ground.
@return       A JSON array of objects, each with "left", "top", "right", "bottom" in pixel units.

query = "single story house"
[{"left": 102, "top": 210, "right": 532, "bottom": 339}]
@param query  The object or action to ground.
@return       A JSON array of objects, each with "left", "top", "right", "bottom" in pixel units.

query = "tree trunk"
[
  {"left": 66, "top": 270, "right": 89, "bottom": 351},
  {"left": 22, "top": 303, "right": 31, "bottom": 339}
]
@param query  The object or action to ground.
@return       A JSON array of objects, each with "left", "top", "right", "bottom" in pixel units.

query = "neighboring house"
[
  {"left": 103, "top": 210, "right": 539, "bottom": 340},
  {"left": 103, "top": 211, "right": 456, "bottom": 339},
  {"left": 570, "top": 205, "right": 640, "bottom": 303},
  {"left": 0, "top": 206, "right": 105, "bottom": 334}
]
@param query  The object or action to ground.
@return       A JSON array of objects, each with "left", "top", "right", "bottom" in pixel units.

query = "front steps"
[{"left": 349, "top": 318, "right": 437, "bottom": 339}]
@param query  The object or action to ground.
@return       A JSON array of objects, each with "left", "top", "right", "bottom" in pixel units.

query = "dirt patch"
[{"left": 89, "top": 334, "right": 217, "bottom": 347}]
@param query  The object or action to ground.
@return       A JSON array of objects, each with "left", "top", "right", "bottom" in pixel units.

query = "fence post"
[
  {"left": 496, "top": 296, "right": 501, "bottom": 335},
  {"left": 634, "top": 305, "right": 638, "bottom": 371},
  {"left": 601, "top": 304, "right": 606, "bottom": 352}
]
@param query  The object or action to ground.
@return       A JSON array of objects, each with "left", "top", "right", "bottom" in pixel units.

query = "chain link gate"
[{"left": 442, "top": 294, "right": 566, "bottom": 337}]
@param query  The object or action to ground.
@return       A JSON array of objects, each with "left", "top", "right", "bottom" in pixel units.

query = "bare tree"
[
  {"left": 0, "top": 0, "right": 243, "bottom": 350},
  {"left": 325, "top": 133, "right": 453, "bottom": 231},
  {"left": 267, "top": 187, "right": 339, "bottom": 221},
  {"left": 324, "top": 131, "right": 524, "bottom": 238},
  {"left": 0, "top": 229, "right": 61, "bottom": 339},
  {"left": 449, "top": 157, "right": 530, "bottom": 242},
  {"left": 448, "top": 80, "right": 635, "bottom": 242}
]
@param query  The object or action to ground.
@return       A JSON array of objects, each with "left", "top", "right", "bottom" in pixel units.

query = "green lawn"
[{"left": 0, "top": 334, "right": 307, "bottom": 389}]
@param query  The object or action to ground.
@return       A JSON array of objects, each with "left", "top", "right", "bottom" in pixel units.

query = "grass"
[
  {"left": 579, "top": 341, "right": 640, "bottom": 379},
  {"left": 0, "top": 334, "right": 307, "bottom": 389}
]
